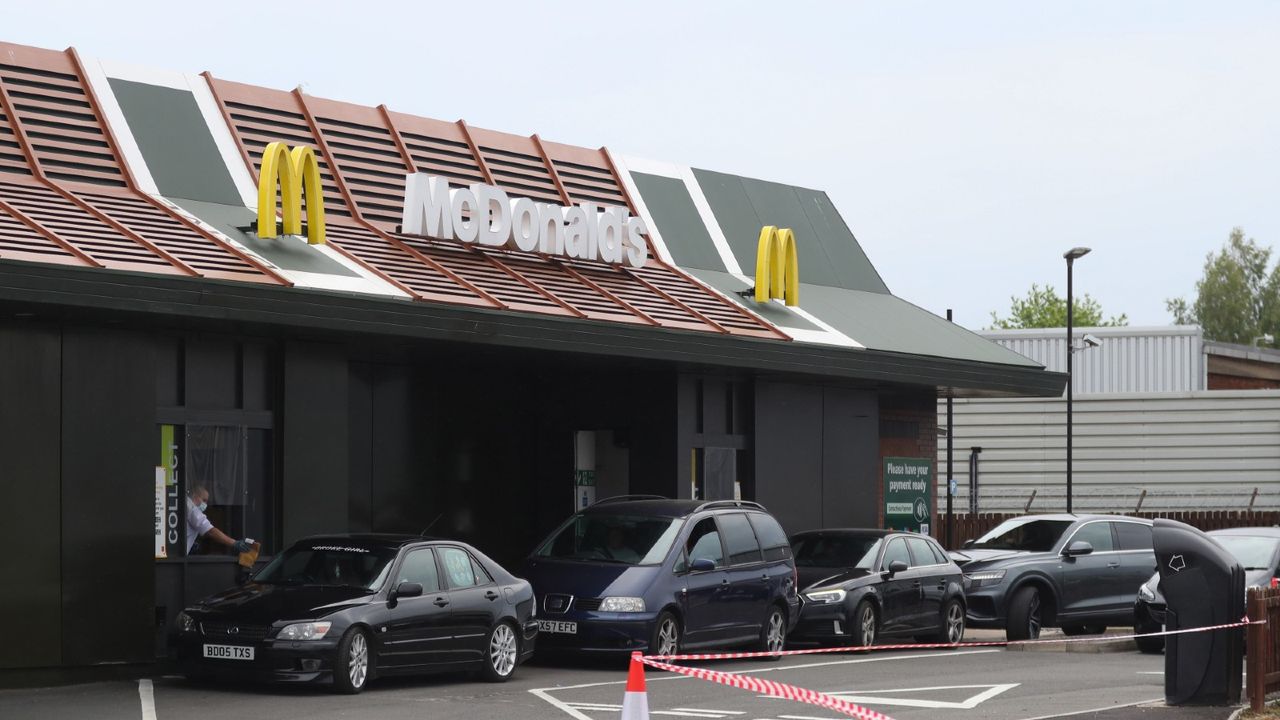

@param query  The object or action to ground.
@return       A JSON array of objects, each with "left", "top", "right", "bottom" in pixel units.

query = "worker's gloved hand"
[{"left": 232, "top": 539, "right": 252, "bottom": 554}]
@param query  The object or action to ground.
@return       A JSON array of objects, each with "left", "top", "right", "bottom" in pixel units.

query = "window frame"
[
  {"left": 392, "top": 546, "right": 442, "bottom": 593},
  {"left": 1062, "top": 520, "right": 1119, "bottom": 554},
  {"left": 436, "top": 545, "right": 495, "bottom": 591},
  {"left": 718, "top": 512, "right": 764, "bottom": 567},
  {"left": 880, "top": 536, "right": 912, "bottom": 571}
]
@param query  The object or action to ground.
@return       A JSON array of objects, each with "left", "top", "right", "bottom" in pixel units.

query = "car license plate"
[
  {"left": 203, "top": 644, "right": 254, "bottom": 660},
  {"left": 537, "top": 619, "right": 577, "bottom": 634}
]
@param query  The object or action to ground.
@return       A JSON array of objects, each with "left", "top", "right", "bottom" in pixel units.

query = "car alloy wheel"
[
  {"left": 347, "top": 631, "right": 369, "bottom": 690},
  {"left": 853, "top": 600, "right": 877, "bottom": 647},
  {"left": 766, "top": 609, "right": 786, "bottom": 653},
  {"left": 1026, "top": 594, "right": 1041, "bottom": 639},
  {"left": 945, "top": 601, "right": 965, "bottom": 644},
  {"left": 656, "top": 615, "right": 680, "bottom": 656},
  {"left": 489, "top": 623, "right": 517, "bottom": 678}
]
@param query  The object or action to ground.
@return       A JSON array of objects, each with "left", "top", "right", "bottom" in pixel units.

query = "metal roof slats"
[
  {"left": 318, "top": 224, "right": 484, "bottom": 304},
  {"left": 0, "top": 61, "right": 125, "bottom": 188},
  {"left": 0, "top": 198, "right": 91, "bottom": 264},
  {"left": 77, "top": 191, "right": 274, "bottom": 282},
  {"left": 495, "top": 255, "right": 646, "bottom": 324},
  {"left": 0, "top": 110, "right": 32, "bottom": 177},
  {"left": 0, "top": 180, "right": 180, "bottom": 271}
]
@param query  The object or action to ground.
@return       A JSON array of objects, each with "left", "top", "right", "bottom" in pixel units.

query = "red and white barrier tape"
[
  {"left": 638, "top": 655, "right": 895, "bottom": 720},
  {"left": 647, "top": 616, "right": 1262, "bottom": 662}
]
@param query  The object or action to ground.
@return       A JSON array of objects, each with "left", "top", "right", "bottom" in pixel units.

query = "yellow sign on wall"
[
  {"left": 257, "top": 141, "right": 326, "bottom": 245},
  {"left": 754, "top": 226, "right": 798, "bottom": 306}
]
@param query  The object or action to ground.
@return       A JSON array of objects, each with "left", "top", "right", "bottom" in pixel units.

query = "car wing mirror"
[
  {"left": 389, "top": 581, "right": 423, "bottom": 605},
  {"left": 882, "top": 559, "right": 908, "bottom": 578},
  {"left": 1063, "top": 541, "right": 1094, "bottom": 558},
  {"left": 690, "top": 557, "right": 717, "bottom": 573},
  {"left": 962, "top": 539, "right": 974, "bottom": 548}
]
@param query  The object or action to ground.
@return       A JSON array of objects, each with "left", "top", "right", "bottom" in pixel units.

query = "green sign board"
[{"left": 884, "top": 457, "right": 932, "bottom": 534}]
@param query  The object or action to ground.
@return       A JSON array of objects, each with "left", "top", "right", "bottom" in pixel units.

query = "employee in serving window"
[{"left": 186, "top": 484, "right": 252, "bottom": 555}]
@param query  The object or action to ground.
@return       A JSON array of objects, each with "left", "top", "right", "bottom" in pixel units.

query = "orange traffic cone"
[{"left": 621, "top": 652, "right": 650, "bottom": 720}]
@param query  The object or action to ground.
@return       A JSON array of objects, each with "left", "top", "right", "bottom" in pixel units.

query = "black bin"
[{"left": 1153, "top": 518, "right": 1244, "bottom": 705}]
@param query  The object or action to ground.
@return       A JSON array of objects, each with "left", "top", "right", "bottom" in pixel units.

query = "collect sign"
[{"left": 884, "top": 457, "right": 932, "bottom": 534}]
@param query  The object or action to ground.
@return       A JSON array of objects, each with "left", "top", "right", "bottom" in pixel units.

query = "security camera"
[{"left": 1082, "top": 334, "right": 1101, "bottom": 348}]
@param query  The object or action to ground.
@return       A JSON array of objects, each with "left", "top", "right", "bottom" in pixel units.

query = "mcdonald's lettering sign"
[
  {"left": 754, "top": 226, "right": 798, "bottom": 306},
  {"left": 257, "top": 142, "right": 326, "bottom": 245}
]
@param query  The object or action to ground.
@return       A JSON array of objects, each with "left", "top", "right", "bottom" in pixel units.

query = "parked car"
[
  {"left": 949, "top": 514, "right": 1155, "bottom": 641},
  {"left": 789, "top": 529, "right": 966, "bottom": 647},
  {"left": 1133, "top": 526, "right": 1280, "bottom": 653},
  {"left": 522, "top": 496, "right": 800, "bottom": 656},
  {"left": 172, "top": 534, "right": 538, "bottom": 693}
]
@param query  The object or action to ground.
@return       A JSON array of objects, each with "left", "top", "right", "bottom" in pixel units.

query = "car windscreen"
[
  {"left": 534, "top": 513, "right": 683, "bottom": 565},
  {"left": 969, "top": 519, "right": 1073, "bottom": 552},
  {"left": 792, "top": 534, "right": 883, "bottom": 569},
  {"left": 254, "top": 543, "right": 398, "bottom": 590},
  {"left": 1215, "top": 535, "right": 1280, "bottom": 571}
]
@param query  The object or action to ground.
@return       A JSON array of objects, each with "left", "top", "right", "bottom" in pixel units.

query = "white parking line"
[
  {"left": 528, "top": 649, "right": 999, "bottom": 720},
  {"left": 138, "top": 679, "right": 158, "bottom": 720}
]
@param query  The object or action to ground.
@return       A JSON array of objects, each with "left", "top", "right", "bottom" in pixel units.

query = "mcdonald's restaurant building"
[{"left": 0, "top": 41, "right": 1064, "bottom": 679}]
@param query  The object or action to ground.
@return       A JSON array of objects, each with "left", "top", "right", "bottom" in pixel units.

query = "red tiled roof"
[{"left": 0, "top": 41, "right": 786, "bottom": 340}]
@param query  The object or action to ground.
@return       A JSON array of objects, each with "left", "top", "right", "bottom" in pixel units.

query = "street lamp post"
[{"left": 1063, "top": 246, "right": 1091, "bottom": 514}]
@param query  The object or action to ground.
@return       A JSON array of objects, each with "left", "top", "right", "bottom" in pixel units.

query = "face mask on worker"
[{"left": 198, "top": 501, "right": 208, "bottom": 513}]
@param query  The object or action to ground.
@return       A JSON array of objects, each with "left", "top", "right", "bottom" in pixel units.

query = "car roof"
[
  {"left": 292, "top": 533, "right": 454, "bottom": 550},
  {"left": 1014, "top": 514, "right": 1149, "bottom": 523},
  {"left": 1210, "top": 527, "right": 1280, "bottom": 537},
  {"left": 790, "top": 528, "right": 893, "bottom": 539},
  {"left": 582, "top": 498, "right": 768, "bottom": 519}
]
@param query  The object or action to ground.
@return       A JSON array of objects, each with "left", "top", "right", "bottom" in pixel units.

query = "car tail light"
[
  {"left": 1271, "top": 577, "right": 1278, "bottom": 589},
  {"left": 792, "top": 566, "right": 799, "bottom": 595}
]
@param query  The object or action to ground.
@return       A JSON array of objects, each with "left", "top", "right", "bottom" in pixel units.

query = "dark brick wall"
[
  {"left": 876, "top": 391, "right": 938, "bottom": 527},
  {"left": 1208, "top": 373, "right": 1280, "bottom": 390}
]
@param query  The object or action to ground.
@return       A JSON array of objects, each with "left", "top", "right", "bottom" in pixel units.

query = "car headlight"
[
  {"left": 964, "top": 570, "right": 1006, "bottom": 588},
  {"left": 803, "top": 588, "right": 847, "bottom": 604},
  {"left": 1137, "top": 584, "right": 1156, "bottom": 603},
  {"left": 276, "top": 622, "right": 333, "bottom": 641},
  {"left": 598, "top": 597, "right": 646, "bottom": 613},
  {"left": 176, "top": 611, "right": 197, "bottom": 633}
]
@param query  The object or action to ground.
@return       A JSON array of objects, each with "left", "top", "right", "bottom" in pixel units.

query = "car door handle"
[
  {"left": 1107, "top": 561, "right": 1121, "bottom": 568},
  {"left": 433, "top": 597, "right": 450, "bottom": 607},
  {"left": 484, "top": 590, "right": 500, "bottom": 601},
  {"left": 721, "top": 579, "right": 731, "bottom": 587},
  {"left": 760, "top": 574, "right": 769, "bottom": 582}
]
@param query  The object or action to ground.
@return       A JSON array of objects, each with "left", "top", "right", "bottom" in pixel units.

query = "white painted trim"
[
  {"left": 189, "top": 73, "right": 259, "bottom": 208},
  {"left": 606, "top": 150, "right": 674, "bottom": 265},
  {"left": 677, "top": 165, "right": 743, "bottom": 276},
  {"left": 80, "top": 56, "right": 160, "bottom": 195}
]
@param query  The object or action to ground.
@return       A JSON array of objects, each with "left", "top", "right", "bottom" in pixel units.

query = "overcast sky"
[{"left": 9, "top": 1, "right": 1279, "bottom": 329}]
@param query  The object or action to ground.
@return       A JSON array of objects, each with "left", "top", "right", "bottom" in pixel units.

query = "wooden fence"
[
  {"left": 1248, "top": 587, "right": 1280, "bottom": 711},
  {"left": 934, "top": 511, "right": 1280, "bottom": 550}
]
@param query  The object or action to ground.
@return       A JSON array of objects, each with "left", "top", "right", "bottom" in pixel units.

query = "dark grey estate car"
[{"left": 949, "top": 514, "right": 1155, "bottom": 640}]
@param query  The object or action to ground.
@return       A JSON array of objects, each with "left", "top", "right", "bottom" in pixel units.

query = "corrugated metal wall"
[
  {"left": 935, "top": 390, "right": 1280, "bottom": 512},
  {"left": 984, "top": 326, "right": 1204, "bottom": 394}
]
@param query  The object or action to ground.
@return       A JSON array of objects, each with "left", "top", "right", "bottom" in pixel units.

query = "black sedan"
[
  {"left": 172, "top": 534, "right": 538, "bottom": 693},
  {"left": 1134, "top": 526, "right": 1280, "bottom": 653},
  {"left": 789, "top": 530, "right": 966, "bottom": 647}
]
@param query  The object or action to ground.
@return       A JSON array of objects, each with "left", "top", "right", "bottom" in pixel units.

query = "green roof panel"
[{"left": 630, "top": 172, "right": 725, "bottom": 271}]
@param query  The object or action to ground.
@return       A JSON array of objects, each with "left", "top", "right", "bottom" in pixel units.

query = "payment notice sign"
[{"left": 884, "top": 457, "right": 932, "bottom": 534}]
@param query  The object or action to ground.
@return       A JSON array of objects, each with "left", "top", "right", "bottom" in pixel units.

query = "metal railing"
[
  {"left": 939, "top": 486, "right": 1280, "bottom": 515},
  {"left": 1247, "top": 586, "right": 1280, "bottom": 712}
]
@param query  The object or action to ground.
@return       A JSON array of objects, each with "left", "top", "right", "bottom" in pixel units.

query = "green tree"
[
  {"left": 1165, "top": 228, "right": 1280, "bottom": 347},
  {"left": 989, "top": 284, "right": 1128, "bottom": 329}
]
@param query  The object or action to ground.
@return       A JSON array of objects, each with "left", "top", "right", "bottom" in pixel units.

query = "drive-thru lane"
[{"left": 0, "top": 647, "right": 1172, "bottom": 720}]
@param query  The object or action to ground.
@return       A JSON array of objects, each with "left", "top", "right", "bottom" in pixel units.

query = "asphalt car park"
[{"left": 0, "top": 645, "right": 1173, "bottom": 720}]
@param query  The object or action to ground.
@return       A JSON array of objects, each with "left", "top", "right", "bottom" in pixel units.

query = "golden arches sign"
[
  {"left": 754, "top": 226, "right": 798, "bottom": 306},
  {"left": 257, "top": 142, "right": 326, "bottom": 245}
]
